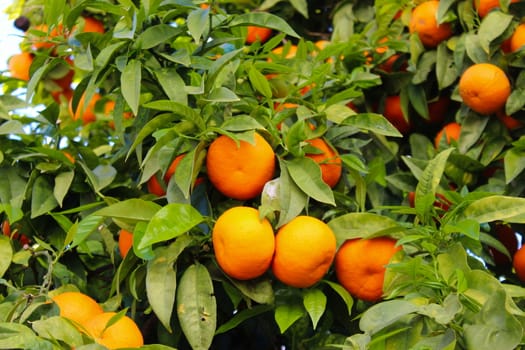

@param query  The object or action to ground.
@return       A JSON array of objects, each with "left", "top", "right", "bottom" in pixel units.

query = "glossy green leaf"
[
  {"left": 138, "top": 203, "right": 203, "bottom": 249},
  {"left": 0, "top": 120, "right": 25, "bottom": 135},
  {"left": 461, "top": 195, "right": 525, "bottom": 223},
  {"left": 31, "top": 176, "right": 58, "bottom": 218},
  {"left": 323, "top": 281, "right": 354, "bottom": 316},
  {"left": 155, "top": 68, "right": 188, "bottom": 104},
  {"left": 53, "top": 171, "right": 74, "bottom": 207},
  {"left": 359, "top": 300, "right": 419, "bottom": 335},
  {"left": 147, "top": 235, "right": 193, "bottom": 332},
  {"left": 303, "top": 288, "right": 326, "bottom": 329},
  {"left": 341, "top": 113, "right": 402, "bottom": 137},
  {"left": 91, "top": 164, "right": 117, "bottom": 192},
  {"left": 177, "top": 263, "right": 216, "bottom": 350},
  {"left": 289, "top": 0, "right": 308, "bottom": 18},
  {"left": 478, "top": 11, "right": 513, "bottom": 53},
  {"left": 274, "top": 302, "right": 304, "bottom": 334},
  {"left": 187, "top": 8, "right": 208, "bottom": 44},
  {"left": 70, "top": 215, "right": 104, "bottom": 249},
  {"left": 229, "top": 278, "right": 275, "bottom": 305},
  {"left": 121, "top": 59, "right": 141, "bottom": 115},
  {"left": 135, "top": 24, "right": 181, "bottom": 49},
  {"left": 221, "top": 115, "right": 265, "bottom": 132},
  {"left": 285, "top": 158, "right": 335, "bottom": 205},
  {"left": 504, "top": 148, "right": 525, "bottom": 184},
  {"left": 0, "top": 322, "right": 38, "bottom": 348},
  {"left": 0, "top": 236, "right": 12, "bottom": 278},
  {"left": 32, "top": 316, "right": 83, "bottom": 347},
  {"left": 229, "top": 12, "right": 299, "bottom": 38},
  {"left": 506, "top": 88, "right": 525, "bottom": 115},
  {"left": 93, "top": 199, "right": 162, "bottom": 222},
  {"left": 436, "top": 43, "right": 457, "bottom": 90},
  {"left": 248, "top": 65, "right": 272, "bottom": 99},
  {"left": 328, "top": 212, "right": 402, "bottom": 247},
  {"left": 205, "top": 87, "right": 240, "bottom": 102}
]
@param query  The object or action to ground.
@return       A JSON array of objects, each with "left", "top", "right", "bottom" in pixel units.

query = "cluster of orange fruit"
[
  {"left": 51, "top": 291, "right": 143, "bottom": 349},
  {"left": 7, "top": 16, "right": 132, "bottom": 126},
  {"left": 212, "top": 206, "right": 401, "bottom": 302}
]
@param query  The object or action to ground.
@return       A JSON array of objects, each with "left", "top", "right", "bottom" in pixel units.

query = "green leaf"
[
  {"left": 436, "top": 43, "right": 457, "bottom": 90},
  {"left": 323, "top": 281, "right": 354, "bottom": 316},
  {"left": 285, "top": 158, "right": 335, "bottom": 205},
  {"left": 229, "top": 278, "right": 275, "bottom": 305},
  {"left": 177, "top": 263, "right": 216, "bottom": 350},
  {"left": 229, "top": 12, "right": 299, "bottom": 38},
  {"left": 121, "top": 59, "right": 141, "bottom": 115},
  {"left": 91, "top": 164, "right": 117, "bottom": 192},
  {"left": 504, "top": 148, "right": 525, "bottom": 184},
  {"left": 31, "top": 176, "right": 59, "bottom": 218},
  {"left": 0, "top": 236, "right": 12, "bottom": 278},
  {"left": 341, "top": 113, "right": 403, "bottom": 137},
  {"left": 289, "top": 0, "right": 309, "bottom": 18},
  {"left": 0, "top": 120, "right": 25, "bottom": 135},
  {"left": 32, "top": 316, "right": 83, "bottom": 347},
  {"left": 205, "top": 87, "right": 240, "bottom": 102},
  {"left": 303, "top": 288, "right": 326, "bottom": 329},
  {"left": 155, "top": 69, "right": 188, "bottom": 105},
  {"left": 359, "top": 300, "right": 419, "bottom": 335},
  {"left": 478, "top": 12, "right": 514, "bottom": 53},
  {"left": 0, "top": 322, "right": 38, "bottom": 348},
  {"left": 54, "top": 171, "right": 74, "bottom": 208},
  {"left": 147, "top": 235, "right": 193, "bottom": 332},
  {"left": 93, "top": 199, "right": 162, "bottom": 223},
  {"left": 138, "top": 203, "right": 203, "bottom": 250},
  {"left": 248, "top": 65, "right": 272, "bottom": 99},
  {"left": 274, "top": 302, "right": 304, "bottom": 333},
  {"left": 221, "top": 115, "right": 265, "bottom": 132},
  {"left": 187, "top": 8, "right": 209, "bottom": 44},
  {"left": 135, "top": 24, "right": 181, "bottom": 49},
  {"left": 215, "top": 304, "right": 273, "bottom": 335},
  {"left": 461, "top": 195, "right": 525, "bottom": 223},
  {"left": 328, "top": 213, "right": 402, "bottom": 247},
  {"left": 71, "top": 215, "right": 104, "bottom": 249},
  {"left": 506, "top": 88, "right": 525, "bottom": 115}
]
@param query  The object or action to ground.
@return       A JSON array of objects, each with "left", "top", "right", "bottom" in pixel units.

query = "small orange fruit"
[
  {"left": 458, "top": 63, "right": 511, "bottom": 115},
  {"left": 335, "top": 237, "right": 401, "bottom": 302},
  {"left": 270, "top": 45, "right": 298, "bottom": 60},
  {"left": 245, "top": 26, "right": 272, "bottom": 44},
  {"left": 51, "top": 291, "right": 104, "bottom": 327},
  {"left": 147, "top": 153, "right": 186, "bottom": 196},
  {"left": 305, "top": 138, "right": 342, "bottom": 188},
  {"left": 474, "top": 0, "right": 519, "bottom": 18},
  {"left": 8, "top": 52, "right": 33, "bottom": 81},
  {"left": 496, "top": 110, "right": 523, "bottom": 130},
  {"left": 29, "top": 23, "right": 65, "bottom": 50},
  {"left": 118, "top": 229, "right": 133, "bottom": 259},
  {"left": 206, "top": 133, "right": 275, "bottom": 200},
  {"left": 409, "top": 0, "right": 454, "bottom": 48},
  {"left": 434, "top": 122, "right": 461, "bottom": 148},
  {"left": 81, "top": 17, "right": 105, "bottom": 34},
  {"left": 382, "top": 95, "right": 412, "bottom": 135},
  {"left": 272, "top": 216, "right": 337, "bottom": 288},
  {"left": 84, "top": 312, "right": 144, "bottom": 349},
  {"left": 509, "top": 23, "right": 525, "bottom": 52},
  {"left": 513, "top": 245, "right": 525, "bottom": 282},
  {"left": 212, "top": 206, "right": 275, "bottom": 280},
  {"left": 69, "top": 92, "right": 101, "bottom": 125}
]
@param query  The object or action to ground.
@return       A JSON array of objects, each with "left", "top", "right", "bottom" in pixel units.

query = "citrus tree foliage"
[{"left": 1, "top": 0, "right": 525, "bottom": 349}]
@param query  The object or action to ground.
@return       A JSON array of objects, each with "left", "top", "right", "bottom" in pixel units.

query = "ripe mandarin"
[
  {"left": 513, "top": 245, "right": 525, "bottom": 282},
  {"left": 335, "top": 237, "right": 401, "bottom": 302},
  {"left": 434, "top": 122, "right": 461, "bottom": 148},
  {"left": 8, "top": 52, "right": 33, "bottom": 81},
  {"left": 206, "top": 133, "right": 275, "bottom": 200},
  {"left": 409, "top": 0, "right": 454, "bottom": 48},
  {"left": 212, "top": 206, "right": 275, "bottom": 280},
  {"left": 84, "top": 312, "right": 144, "bottom": 349},
  {"left": 458, "top": 63, "right": 511, "bottom": 115},
  {"left": 118, "top": 229, "right": 133, "bottom": 259},
  {"left": 272, "top": 216, "right": 336, "bottom": 288},
  {"left": 51, "top": 291, "right": 104, "bottom": 327},
  {"left": 305, "top": 138, "right": 342, "bottom": 188}
]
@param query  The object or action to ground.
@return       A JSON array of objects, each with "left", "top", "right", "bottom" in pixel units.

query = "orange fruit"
[
  {"left": 458, "top": 63, "right": 511, "bottom": 115},
  {"left": 84, "top": 312, "right": 144, "bottom": 349},
  {"left": 424, "top": 95, "right": 450, "bottom": 125},
  {"left": 509, "top": 23, "right": 525, "bottom": 52},
  {"left": 305, "top": 138, "right": 342, "bottom": 188},
  {"left": 245, "top": 26, "right": 272, "bottom": 44},
  {"left": 104, "top": 100, "right": 134, "bottom": 129},
  {"left": 51, "top": 291, "right": 104, "bottom": 327},
  {"left": 118, "top": 229, "right": 133, "bottom": 259},
  {"left": 409, "top": 0, "right": 454, "bottom": 48},
  {"left": 29, "top": 23, "right": 65, "bottom": 50},
  {"left": 212, "top": 206, "right": 275, "bottom": 280},
  {"left": 69, "top": 92, "right": 101, "bottom": 125},
  {"left": 206, "top": 133, "right": 275, "bottom": 200},
  {"left": 81, "top": 17, "right": 105, "bottom": 34},
  {"left": 147, "top": 153, "right": 186, "bottom": 196},
  {"left": 8, "top": 52, "right": 33, "bottom": 81},
  {"left": 2, "top": 220, "right": 30, "bottom": 246},
  {"left": 272, "top": 215, "right": 337, "bottom": 288},
  {"left": 270, "top": 45, "right": 298, "bottom": 60},
  {"left": 382, "top": 95, "right": 412, "bottom": 135},
  {"left": 335, "top": 237, "right": 401, "bottom": 302},
  {"left": 496, "top": 110, "right": 523, "bottom": 130},
  {"left": 513, "top": 245, "right": 525, "bottom": 282},
  {"left": 474, "top": 0, "right": 519, "bottom": 18},
  {"left": 434, "top": 122, "right": 461, "bottom": 148}
]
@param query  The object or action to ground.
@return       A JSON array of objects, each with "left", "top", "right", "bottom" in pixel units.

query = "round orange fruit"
[
  {"left": 409, "top": 0, "right": 454, "bottom": 48},
  {"left": 8, "top": 52, "right": 33, "bottom": 81},
  {"left": 513, "top": 245, "right": 525, "bottom": 282},
  {"left": 305, "top": 138, "right": 342, "bottom": 188},
  {"left": 69, "top": 92, "right": 102, "bottom": 125},
  {"left": 272, "top": 216, "right": 336, "bottom": 288},
  {"left": 245, "top": 26, "right": 272, "bottom": 44},
  {"left": 458, "top": 63, "right": 511, "bottom": 115},
  {"left": 434, "top": 122, "right": 461, "bottom": 148},
  {"left": 84, "top": 312, "right": 144, "bottom": 349},
  {"left": 51, "top": 291, "right": 104, "bottom": 327},
  {"left": 212, "top": 206, "right": 275, "bottom": 280},
  {"left": 206, "top": 133, "right": 275, "bottom": 200},
  {"left": 335, "top": 237, "right": 401, "bottom": 302},
  {"left": 118, "top": 229, "right": 133, "bottom": 259}
]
